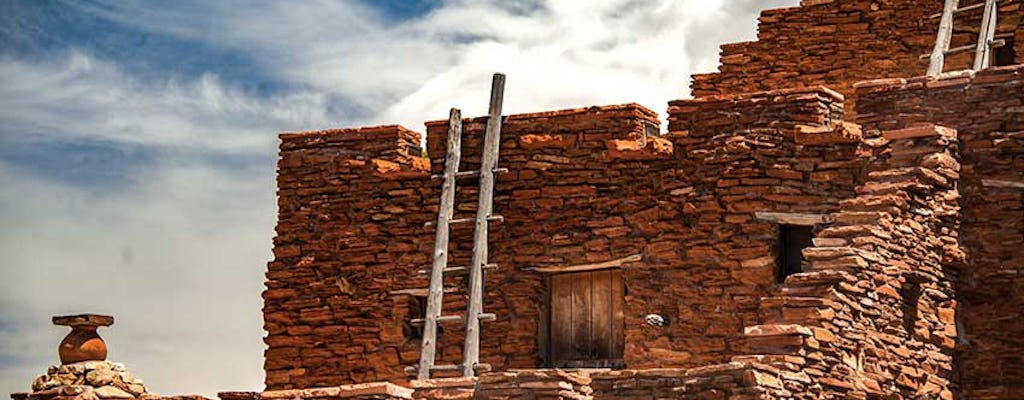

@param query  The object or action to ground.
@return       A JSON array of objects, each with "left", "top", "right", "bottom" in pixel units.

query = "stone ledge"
[
  {"left": 669, "top": 85, "right": 845, "bottom": 108},
  {"left": 854, "top": 64, "right": 1024, "bottom": 95},
  {"left": 423, "top": 103, "right": 658, "bottom": 128},
  {"left": 260, "top": 383, "right": 413, "bottom": 400},
  {"left": 53, "top": 314, "right": 114, "bottom": 327},
  {"left": 882, "top": 124, "right": 956, "bottom": 141}
]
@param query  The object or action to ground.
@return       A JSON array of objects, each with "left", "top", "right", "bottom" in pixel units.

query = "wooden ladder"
[
  {"left": 925, "top": 0, "right": 1005, "bottom": 76},
  {"left": 407, "top": 73, "right": 506, "bottom": 380}
]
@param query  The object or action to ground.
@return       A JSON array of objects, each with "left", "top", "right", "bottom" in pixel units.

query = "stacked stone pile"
[
  {"left": 27, "top": 361, "right": 148, "bottom": 400},
  {"left": 854, "top": 66, "right": 1024, "bottom": 398},
  {"left": 590, "top": 363, "right": 788, "bottom": 400},
  {"left": 739, "top": 124, "right": 963, "bottom": 399},
  {"left": 408, "top": 378, "right": 475, "bottom": 400},
  {"left": 691, "top": 0, "right": 1023, "bottom": 114},
  {"left": 473, "top": 370, "right": 593, "bottom": 400}
]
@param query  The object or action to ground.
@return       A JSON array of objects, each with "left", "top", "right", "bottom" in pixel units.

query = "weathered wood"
[
  {"left": 550, "top": 274, "right": 574, "bottom": 363},
  {"left": 462, "top": 72, "right": 505, "bottom": 377},
  {"left": 973, "top": 0, "right": 998, "bottom": 70},
  {"left": 982, "top": 179, "right": 1024, "bottom": 189},
  {"left": 928, "top": 0, "right": 1009, "bottom": 18},
  {"left": 571, "top": 272, "right": 592, "bottom": 361},
  {"left": 417, "top": 107, "right": 463, "bottom": 380},
  {"left": 755, "top": 212, "right": 831, "bottom": 226},
  {"left": 610, "top": 270, "right": 624, "bottom": 359},
  {"left": 389, "top": 288, "right": 455, "bottom": 296},
  {"left": 525, "top": 254, "right": 643, "bottom": 273},
  {"left": 591, "top": 269, "right": 612, "bottom": 359},
  {"left": 549, "top": 270, "right": 625, "bottom": 366},
  {"left": 928, "top": 0, "right": 959, "bottom": 76}
]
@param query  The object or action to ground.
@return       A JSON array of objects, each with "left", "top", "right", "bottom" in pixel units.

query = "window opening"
[
  {"left": 777, "top": 224, "right": 814, "bottom": 283},
  {"left": 403, "top": 296, "right": 429, "bottom": 343},
  {"left": 901, "top": 281, "right": 922, "bottom": 337},
  {"left": 993, "top": 36, "right": 1016, "bottom": 67}
]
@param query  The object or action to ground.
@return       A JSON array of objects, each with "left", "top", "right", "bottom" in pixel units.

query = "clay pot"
[{"left": 58, "top": 325, "right": 107, "bottom": 364}]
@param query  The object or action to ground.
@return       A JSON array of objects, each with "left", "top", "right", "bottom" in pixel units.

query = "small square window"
[
  {"left": 777, "top": 225, "right": 814, "bottom": 283},
  {"left": 993, "top": 37, "right": 1016, "bottom": 67}
]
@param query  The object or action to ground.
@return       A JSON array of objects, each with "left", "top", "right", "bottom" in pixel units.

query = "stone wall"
[
  {"left": 473, "top": 370, "right": 592, "bottom": 400},
  {"left": 219, "top": 383, "right": 414, "bottom": 400},
  {"left": 736, "top": 122, "right": 963, "bottom": 399},
  {"left": 264, "top": 87, "right": 882, "bottom": 388},
  {"left": 264, "top": 125, "right": 433, "bottom": 388},
  {"left": 691, "top": 0, "right": 1024, "bottom": 114},
  {"left": 590, "top": 363, "right": 789, "bottom": 400},
  {"left": 855, "top": 66, "right": 1024, "bottom": 399}
]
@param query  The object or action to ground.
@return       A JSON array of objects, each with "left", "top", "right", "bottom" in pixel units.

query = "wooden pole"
[
  {"left": 973, "top": 0, "right": 998, "bottom": 70},
  {"left": 928, "top": 0, "right": 959, "bottom": 76},
  {"left": 417, "top": 108, "right": 462, "bottom": 379},
  {"left": 462, "top": 73, "right": 505, "bottom": 377}
]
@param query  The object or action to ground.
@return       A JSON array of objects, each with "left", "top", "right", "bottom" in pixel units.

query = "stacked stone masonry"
[
  {"left": 259, "top": 1, "right": 1024, "bottom": 399},
  {"left": 691, "top": 0, "right": 1024, "bottom": 114},
  {"left": 262, "top": 65, "right": 1024, "bottom": 399}
]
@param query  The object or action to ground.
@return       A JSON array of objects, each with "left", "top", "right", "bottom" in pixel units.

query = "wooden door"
[{"left": 549, "top": 269, "right": 624, "bottom": 368}]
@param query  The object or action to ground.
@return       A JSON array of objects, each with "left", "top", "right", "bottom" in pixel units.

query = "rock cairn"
[
  {"left": 28, "top": 360, "right": 149, "bottom": 400},
  {"left": 14, "top": 314, "right": 152, "bottom": 400}
]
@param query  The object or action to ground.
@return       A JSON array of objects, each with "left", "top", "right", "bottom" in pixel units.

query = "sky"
[{"left": 0, "top": 0, "right": 799, "bottom": 397}]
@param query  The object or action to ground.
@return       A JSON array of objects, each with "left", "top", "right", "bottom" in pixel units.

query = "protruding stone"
[
  {"left": 53, "top": 315, "right": 114, "bottom": 327},
  {"left": 94, "top": 386, "right": 134, "bottom": 399}
]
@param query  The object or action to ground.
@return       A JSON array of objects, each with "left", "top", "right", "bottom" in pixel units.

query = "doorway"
[{"left": 548, "top": 269, "right": 625, "bottom": 368}]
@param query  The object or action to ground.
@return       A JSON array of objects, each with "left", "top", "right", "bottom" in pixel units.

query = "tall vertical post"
[
  {"left": 418, "top": 108, "right": 463, "bottom": 380},
  {"left": 462, "top": 73, "right": 505, "bottom": 377},
  {"left": 928, "top": 0, "right": 959, "bottom": 76},
  {"left": 972, "top": 0, "right": 998, "bottom": 70}
]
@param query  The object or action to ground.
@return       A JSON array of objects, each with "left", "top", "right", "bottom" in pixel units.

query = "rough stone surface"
[
  {"left": 8, "top": 1, "right": 1012, "bottom": 400},
  {"left": 690, "top": 0, "right": 1024, "bottom": 115},
  {"left": 262, "top": 60, "right": 1024, "bottom": 400}
]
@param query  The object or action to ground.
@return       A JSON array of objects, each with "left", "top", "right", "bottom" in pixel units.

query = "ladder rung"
[
  {"left": 410, "top": 313, "right": 496, "bottom": 326},
  {"left": 424, "top": 215, "right": 504, "bottom": 228},
  {"left": 918, "top": 39, "right": 1006, "bottom": 59},
  {"left": 389, "top": 286, "right": 458, "bottom": 296},
  {"left": 929, "top": 0, "right": 1008, "bottom": 19},
  {"left": 404, "top": 364, "right": 461, "bottom": 375},
  {"left": 450, "top": 215, "right": 504, "bottom": 225},
  {"left": 410, "top": 315, "right": 463, "bottom": 325},
  {"left": 431, "top": 168, "right": 509, "bottom": 180},
  {"left": 406, "top": 363, "right": 492, "bottom": 375},
  {"left": 418, "top": 264, "right": 499, "bottom": 275}
]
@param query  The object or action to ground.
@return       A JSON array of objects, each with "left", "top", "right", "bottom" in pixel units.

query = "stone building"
[
  {"left": 15, "top": 1, "right": 1021, "bottom": 400},
  {"left": 259, "top": 0, "right": 1024, "bottom": 399}
]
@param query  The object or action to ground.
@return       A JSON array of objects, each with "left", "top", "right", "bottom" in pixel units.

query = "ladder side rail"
[
  {"left": 417, "top": 108, "right": 463, "bottom": 379},
  {"left": 462, "top": 73, "right": 505, "bottom": 377},
  {"left": 973, "top": 0, "right": 999, "bottom": 70},
  {"left": 929, "top": 0, "right": 961, "bottom": 76}
]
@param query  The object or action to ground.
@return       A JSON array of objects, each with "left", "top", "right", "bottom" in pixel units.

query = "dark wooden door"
[{"left": 549, "top": 269, "right": 624, "bottom": 368}]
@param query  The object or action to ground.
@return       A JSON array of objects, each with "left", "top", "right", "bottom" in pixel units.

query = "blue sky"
[{"left": 0, "top": 0, "right": 798, "bottom": 396}]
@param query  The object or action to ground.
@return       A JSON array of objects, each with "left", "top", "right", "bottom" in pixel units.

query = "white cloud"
[
  {"left": 0, "top": 51, "right": 330, "bottom": 153},
  {"left": 0, "top": 0, "right": 800, "bottom": 397},
  {"left": 0, "top": 158, "right": 273, "bottom": 396}
]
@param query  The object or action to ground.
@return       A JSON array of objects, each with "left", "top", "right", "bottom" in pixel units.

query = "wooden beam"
[
  {"left": 461, "top": 72, "right": 505, "bottom": 378},
  {"left": 754, "top": 212, "right": 832, "bottom": 226},
  {"left": 524, "top": 254, "right": 643, "bottom": 274},
  {"left": 417, "top": 107, "right": 463, "bottom": 380},
  {"left": 973, "top": 0, "right": 998, "bottom": 70},
  {"left": 928, "top": 0, "right": 960, "bottom": 76},
  {"left": 389, "top": 288, "right": 456, "bottom": 297},
  {"left": 982, "top": 179, "right": 1024, "bottom": 189}
]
